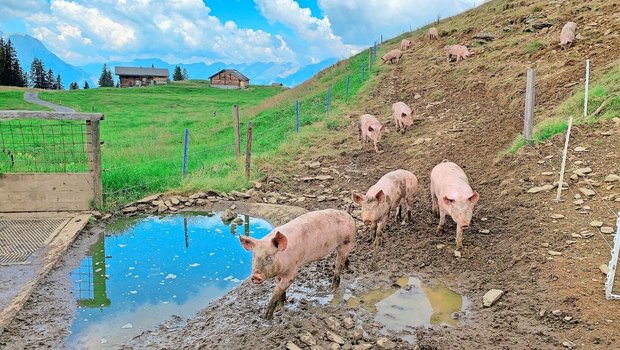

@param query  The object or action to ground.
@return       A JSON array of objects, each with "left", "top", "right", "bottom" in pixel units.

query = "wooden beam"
[{"left": 0, "top": 110, "right": 104, "bottom": 121}]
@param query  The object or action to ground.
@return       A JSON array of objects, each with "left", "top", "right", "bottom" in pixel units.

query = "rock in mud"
[
  {"left": 221, "top": 209, "right": 237, "bottom": 221},
  {"left": 122, "top": 206, "right": 138, "bottom": 214},
  {"left": 308, "top": 161, "right": 321, "bottom": 169},
  {"left": 550, "top": 214, "right": 565, "bottom": 219},
  {"left": 589, "top": 221, "right": 603, "bottom": 227},
  {"left": 548, "top": 250, "right": 562, "bottom": 256},
  {"left": 170, "top": 197, "right": 181, "bottom": 205},
  {"left": 579, "top": 188, "right": 596, "bottom": 197},
  {"left": 604, "top": 174, "right": 620, "bottom": 182},
  {"left": 527, "top": 185, "right": 554, "bottom": 193},
  {"left": 574, "top": 147, "right": 587, "bottom": 152},
  {"left": 286, "top": 341, "right": 303, "bottom": 350},
  {"left": 326, "top": 331, "right": 345, "bottom": 345},
  {"left": 137, "top": 194, "right": 160, "bottom": 203},
  {"left": 351, "top": 328, "right": 364, "bottom": 342},
  {"left": 600, "top": 264, "right": 609, "bottom": 275},
  {"left": 601, "top": 227, "right": 614, "bottom": 234},
  {"left": 454, "top": 250, "right": 462, "bottom": 258},
  {"left": 299, "top": 332, "right": 317, "bottom": 346},
  {"left": 562, "top": 341, "right": 576, "bottom": 348},
  {"left": 231, "top": 190, "right": 251, "bottom": 198},
  {"left": 343, "top": 317, "right": 355, "bottom": 330},
  {"left": 353, "top": 345, "right": 373, "bottom": 350},
  {"left": 483, "top": 289, "right": 504, "bottom": 307},
  {"left": 325, "top": 316, "right": 341, "bottom": 330},
  {"left": 376, "top": 337, "right": 395, "bottom": 349}
]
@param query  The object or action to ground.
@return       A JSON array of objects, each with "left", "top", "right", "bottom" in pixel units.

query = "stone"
[
  {"left": 137, "top": 194, "right": 160, "bottom": 204},
  {"left": 527, "top": 184, "right": 554, "bottom": 193},
  {"left": 473, "top": 32, "right": 495, "bottom": 41},
  {"left": 483, "top": 289, "right": 504, "bottom": 307},
  {"left": 299, "top": 332, "right": 317, "bottom": 347},
  {"left": 91, "top": 211, "right": 102, "bottom": 219},
  {"left": 589, "top": 221, "right": 603, "bottom": 227},
  {"left": 286, "top": 342, "right": 303, "bottom": 350},
  {"left": 316, "top": 175, "right": 334, "bottom": 181},
  {"left": 376, "top": 337, "right": 395, "bottom": 349},
  {"left": 601, "top": 227, "right": 614, "bottom": 234},
  {"left": 578, "top": 188, "right": 596, "bottom": 197},
  {"left": 326, "top": 331, "right": 345, "bottom": 345},
  {"left": 122, "top": 206, "right": 138, "bottom": 214},
  {"left": 570, "top": 233, "right": 581, "bottom": 239},
  {"left": 221, "top": 209, "right": 237, "bottom": 222},
  {"left": 454, "top": 250, "right": 462, "bottom": 258},
  {"left": 102, "top": 213, "right": 112, "bottom": 220},
  {"left": 573, "top": 199, "right": 584, "bottom": 205},
  {"left": 189, "top": 192, "right": 204, "bottom": 199},
  {"left": 326, "top": 316, "right": 341, "bottom": 330},
  {"left": 351, "top": 328, "right": 364, "bottom": 342},
  {"left": 600, "top": 264, "right": 609, "bottom": 275},
  {"left": 574, "top": 168, "right": 592, "bottom": 176},
  {"left": 414, "top": 93, "right": 422, "bottom": 99},
  {"left": 604, "top": 174, "right": 620, "bottom": 182},
  {"left": 541, "top": 172, "right": 554, "bottom": 176},
  {"left": 329, "top": 344, "right": 340, "bottom": 350},
  {"left": 550, "top": 214, "right": 565, "bottom": 219},
  {"left": 164, "top": 200, "right": 173, "bottom": 208},
  {"left": 353, "top": 345, "right": 372, "bottom": 350},
  {"left": 157, "top": 204, "right": 168, "bottom": 212},
  {"left": 121, "top": 323, "right": 133, "bottom": 329},
  {"left": 548, "top": 250, "right": 562, "bottom": 256},
  {"left": 343, "top": 317, "right": 355, "bottom": 330},
  {"left": 231, "top": 191, "right": 251, "bottom": 198},
  {"left": 562, "top": 341, "right": 575, "bottom": 348},
  {"left": 574, "top": 146, "right": 587, "bottom": 152},
  {"left": 195, "top": 199, "right": 206, "bottom": 205},
  {"left": 308, "top": 161, "right": 321, "bottom": 169},
  {"left": 170, "top": 197, "right": 180, "bottom": 205},
  {"left": 436, "top": 244, "right": 445, "bottom": 249},
  {"left": 479, "top": 229, "right": 490, "bottom": 234},
  {"left": 552, "top": 309, "right": 562, "bottom": 316}
]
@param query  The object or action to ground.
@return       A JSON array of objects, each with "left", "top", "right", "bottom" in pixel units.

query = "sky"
[{"left": 0, "top": 0, "right": 482, "bottom": 69}]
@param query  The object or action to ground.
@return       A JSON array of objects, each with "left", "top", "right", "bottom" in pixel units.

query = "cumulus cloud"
[{"left": 317, "top": 0, "right": 482, "bottom": 45}]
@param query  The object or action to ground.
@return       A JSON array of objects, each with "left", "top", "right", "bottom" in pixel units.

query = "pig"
[
  {"left": 560, "top": 21, "right": 577, "bottom": 49},
  {"left": 446, "top": 45, "right": 471, "bottom": 63},
  {"left": 392, "top": 101, "right": 414, "bottom": 133},
  {"left": 430, "top": 161, "right": 479, "bottom": 251},
  {"left": 381, "top": 49, "right": 403, "bottom": 64},
  {"left": 428, "top": 27, "right": 439, "bottom": 40},
  {"left": 358, "top": 114, "right": 384, "bottom": 152},
  {"left": 239, "top": 209, "right": 355, "bottom": 319},
  {"left": 401, "top": 39, "right": 412, "bottom": 51},
  {"left": 352, "top": 169, "right": 418, "bottom": 248}
]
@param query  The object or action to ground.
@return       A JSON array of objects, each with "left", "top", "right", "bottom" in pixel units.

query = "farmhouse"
[
  {"left": 209, "top": 69, "right": 250, "bottom": 89},
  {"left": 115, "top": 66, "right": 169, "bottom": 87}
]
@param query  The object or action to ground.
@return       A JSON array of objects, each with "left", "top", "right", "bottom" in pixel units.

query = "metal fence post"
[
  {"left": 556, "top": 116, "right": 573, "bottom": 202},
  {"left": 368, "top": 47, "right": 372, "bottom": 71},
  {"left": 374, "top": 42, "right": 377, "bottom": 62},
  {"left": 182, "top": 128, "right": 189, "bottom": 177},
  {"left": 524, "top": 68, "right": 536, "bottom": 144},
  {"left": 345, "top": 74, "right": 350, "bottom": 98},
  {"left": 326, "top": 86, "right": 331, "bottom": 113},
  {"left": 605, "top": 213, "right": 620, "bottom": 300},
  {"left": 584, "top": 59, "right": 590, "bottom": 117},
  {"left": 295, "top": 100, "right": 300, "bottom": 133},
  {"left": 362, "top": 64, "right": 365, "bottom": 81}
]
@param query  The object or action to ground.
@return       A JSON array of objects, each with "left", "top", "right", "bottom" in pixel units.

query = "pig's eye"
[{"left": 265, "top": 255, "right": 274, "bottom": 263}]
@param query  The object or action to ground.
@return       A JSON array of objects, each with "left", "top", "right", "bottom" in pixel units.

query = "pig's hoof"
[
  {"left": 331, "top": 275, "right": 341, "bottom": 290},
  {"left": 264, "top": 308, "right": 275, "bottom": 320},
  {"left": 436, "top": 226, "right": 444, "bottom": 234}
]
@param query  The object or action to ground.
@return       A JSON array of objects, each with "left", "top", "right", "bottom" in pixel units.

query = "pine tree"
[
  {"left": 83, "top": 81, "right": 90, "bottom": 89},
  {"left": 1, "top": 40, "right": 27, "bottom": 87},
  {"left": 56, "top": 74, "right": 63, "bottom": 90},
  {"left": 98, "top": 64, "right": 114, "bottom": 87},
  {"left": 29, "top": 58, "right": 47, "bottom": 88},
  {"left": 0, "top": 37, "right": 5, "bottom": 84},
  {"left": 70, "top": 82, "right": 78, "bottom": 90},
  {"left": 182, "top": 68, "right": 189, "bottom": 80},
  {"left": 46, "top": 68, "right": 56, "bottom": 89},
  {"left": 173, "top": 65, "right": 183, "bottom": 81}
]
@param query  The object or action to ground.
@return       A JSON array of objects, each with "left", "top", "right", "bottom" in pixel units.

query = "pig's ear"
[
  {"left": 443, "top": 196, "right": 454, "bottom": 206},
  {"left": 375, "top": 190, "right": 386, "bottom": 203},
  {"left": 469, "top": 192, "right": 480, "bottom": 204},
  {"left": 368, "top": 126, "right": 374, "bottom": 132},
  {"left": 352, "top": 192, "right": 365, "bottom": 204},
  {"left": 239, "top": 236, "right": 256, "bottom": 251},
  {"left": 271, "top": 231, "right": 288, "bottom": 251}
]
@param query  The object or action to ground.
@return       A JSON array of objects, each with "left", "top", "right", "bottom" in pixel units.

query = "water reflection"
[{"left": 68, "top": 212, "right": 272, "bottom": 349}]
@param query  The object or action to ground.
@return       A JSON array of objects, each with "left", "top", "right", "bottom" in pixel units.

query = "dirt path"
[{"left": 23, "top": 91, "right": 75, "bottom": 112}]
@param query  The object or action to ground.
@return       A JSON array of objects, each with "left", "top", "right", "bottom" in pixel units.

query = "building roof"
[
  {"left": 208, "top": 69, "right": 250, "bottom": 81},
  {"left": 114, "top": 66, "right": 169, "bottom": 77}
]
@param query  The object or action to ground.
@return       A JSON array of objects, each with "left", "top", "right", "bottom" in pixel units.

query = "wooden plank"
[
  {"left": 0, "top": 110, "right": 104, "bottom": 121},
  {"left": 87, "top": 120, "right": 103, "bottom": 206}
]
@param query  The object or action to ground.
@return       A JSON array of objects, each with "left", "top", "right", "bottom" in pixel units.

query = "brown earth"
[{"left": 2, "top": 0, "right": 620, "bottom": 349}]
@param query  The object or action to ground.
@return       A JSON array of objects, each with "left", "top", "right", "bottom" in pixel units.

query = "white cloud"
[
  {"left": 317, "top": 0, "right": 481, "bottom": 45},
  {"left": 0, "top": 0, "right": 48, "bottom": 20}
]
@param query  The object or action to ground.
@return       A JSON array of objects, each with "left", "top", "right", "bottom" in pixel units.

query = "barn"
[
  {"left": 209, "top": 69, "right": 250, "bottom": 89},
  {"left": 114, "top": 66, "right": 169, "bottom": 88}
]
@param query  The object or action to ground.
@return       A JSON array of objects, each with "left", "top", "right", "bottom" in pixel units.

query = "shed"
[
  {"left": 115, "top": 66, "right": 169, "bottom": 88},
  {"left": 209, "top": 69, "right": 250, "bottom": 89}
]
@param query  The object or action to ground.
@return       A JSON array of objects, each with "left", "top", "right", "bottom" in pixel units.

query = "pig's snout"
[
  {"left": 251, "top": 273, "right": 265, "bottom": 284},
  {"left": 460, "top": 223, "right": 470, "bottom": 230},
  {"left": 363, "top": 219, "right": 372, "bottom": 225}
]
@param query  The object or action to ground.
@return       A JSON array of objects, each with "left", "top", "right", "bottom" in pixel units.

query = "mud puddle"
[{"left": 68, "top": 212, "right": 272, "bottom": 349}]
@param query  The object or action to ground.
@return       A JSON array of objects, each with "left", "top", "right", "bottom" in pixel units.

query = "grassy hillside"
[{"left": 0, "top": 88, "right": 49, "bottom": 110}]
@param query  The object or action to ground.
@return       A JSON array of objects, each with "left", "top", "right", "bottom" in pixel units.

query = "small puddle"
[
  {"left": 346, "top": 277, "right": 468, "bottom": 344},
  {"left": 68, "top": 212, "right": 272, "bottom": 349}
]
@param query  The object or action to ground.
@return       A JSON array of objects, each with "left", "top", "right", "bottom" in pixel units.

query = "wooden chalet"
[
  {"left": 114, "top": 66, "right": 169, "bottom": 87},
  {"left": 209, "top": 69, "right": 250, "bottom": 89}
]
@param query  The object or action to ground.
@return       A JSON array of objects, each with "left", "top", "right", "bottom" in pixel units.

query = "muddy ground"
[{"left": 2, "top": 0, "right": 620, "bottom": 349}]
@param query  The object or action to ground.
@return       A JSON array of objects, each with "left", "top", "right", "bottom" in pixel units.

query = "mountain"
[
  {"left": 280, "top": 58, "right": 338, "bottom": 86},
  {"left": 8, "top": 34, "right": 93, "bottom": 87}
]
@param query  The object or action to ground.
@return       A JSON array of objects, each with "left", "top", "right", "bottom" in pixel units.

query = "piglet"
[
  {"left": 560, "top": 21, "right": 577, "bottom": 49},
  {"left": 447, "top": 45, "right": 471, "bottom": 62},
  {"left": 401, "top": 39, "right": 412, "bottom": 51},
  {"left": 430, "top": 161, "right": 479, "bottom": 251},
  {"left": 239, "top": 209, "right": 355, "bottom": 319},
  {"left": 428, "top": 27, "right": 439, "bottom": 40},
  {"left": 358, "top": 114, "right": 384, "bottom": 152},
  {"left": 352, "top": 169, "right": 418, "bottom": 248},
  {"left": 392, "top": 102, "right": 414, "bottom": 133},
  {"left": 381, "top": 49, "right": 403, "bottom": 64}
]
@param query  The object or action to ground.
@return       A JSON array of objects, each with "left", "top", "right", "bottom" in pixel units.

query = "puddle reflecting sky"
[{"left": 68, "top": 212, "right": 272, "bottom": 350}]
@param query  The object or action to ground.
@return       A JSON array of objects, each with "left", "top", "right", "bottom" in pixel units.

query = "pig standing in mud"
[
  {"left": 430, "top": 161, "right": 479, "bottom": 251},
  {"left": 381, "top": 49, "right": 403, "bottom": 64},
  {"left": 392, "top": 101, "right": 414, "bottom": 133},
  {"left": 401, "top": 39, "right": 412, "bottom": 51},
  {"left": 358, "top": 114, "right": 384, "bottom": 152},
  {"left": 239, "top": 209, "right": 355, "bottom": 319},
  {"left": 428, "top": 27, "right": 439, "bottom": 40},
  {"left": 560, "top": 21, "right": 577, "bottom": 49},
  {"left": 352, "top": 169, "right": 418, "bottom": 248},
  {"left": 447, "top": 45, "right": 471, "bottom": 62}
]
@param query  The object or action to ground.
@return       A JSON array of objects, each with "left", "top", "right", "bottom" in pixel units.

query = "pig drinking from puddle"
[{"left": 239, "top": 209, "right": 356, "bottom": 319}]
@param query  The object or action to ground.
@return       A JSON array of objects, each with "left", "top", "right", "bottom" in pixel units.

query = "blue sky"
[{"left": 0, "top": 0, "right": 482, "bottom": 70}]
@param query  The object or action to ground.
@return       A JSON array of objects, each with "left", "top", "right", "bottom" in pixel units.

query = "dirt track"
[{"left": 2, "top": 0, "right": 620, "bottom": 349}]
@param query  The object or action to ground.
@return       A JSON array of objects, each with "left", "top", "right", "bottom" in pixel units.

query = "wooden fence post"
[
  {"left": 368, "top": 47, "right": 372, "bottom": 71},
  {"left": 524, "top": 68, "right": 536, "bottom": 144},
  {"left": 245, "top": 122, "right": 253, "bottom": 181},
  {"left": 233, "top": 105, "right": 240, "bottom": 157},
  {"left": 86, "top": 119, "right": 102, "bottom": 207},
  {"left": 556, "top": 116, "right": 573, "bottom": 202}
]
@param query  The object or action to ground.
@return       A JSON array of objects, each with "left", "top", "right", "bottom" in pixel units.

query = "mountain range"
[{"left": 3, "top": 33, "right": 336, "bottom": 88}]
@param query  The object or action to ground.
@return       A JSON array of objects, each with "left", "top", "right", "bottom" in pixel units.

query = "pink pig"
[
  {"left": 560, "top": 21, "right": 577, "bottom": 49},
  {"left": 428, "top": 27, "right": 439, "bottom": 40},
  {"left": 392, "top": 101, "right": 414, "bottom": 133},
  {"left": 358, "top": 114, "right": 384, "bottom": 152},
  {"left": 447, "top": 45, "right": 471, "bottom": 63},
  {"left": 430, "top": 161, "right": 479, "bottom": 251},
  {"left": 381, "top": 49, "right": 403, "bottom": 64},
  {"left": 352, "top": 169, "right": 418, "bottom": 248},
  {"left": 239, "top": 209, "right": 355, "bottom": 319},
  {"left": 401, "top": 39, "right": 412, "bottom": 51}
]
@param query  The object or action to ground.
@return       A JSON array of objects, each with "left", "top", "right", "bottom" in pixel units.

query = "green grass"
[
  {"left": 0, "top": 90, "right": 50, "bottom": 110},
  {"left": 526, "top": 41, "right": 544, "bottom": 53},
  {"left": 506, "top": 60, "right": 620, "bottom": 154}
]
